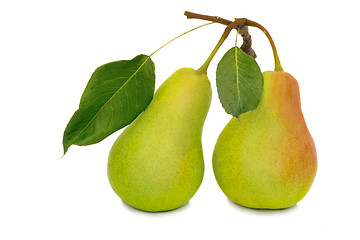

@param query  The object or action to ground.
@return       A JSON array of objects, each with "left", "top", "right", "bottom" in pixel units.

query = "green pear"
[
  {"left": 108, "top": 68, "right": 211, "bottom": 212},
  {"left": 213, "top": 71, "right": 317, "bottom": 209}
]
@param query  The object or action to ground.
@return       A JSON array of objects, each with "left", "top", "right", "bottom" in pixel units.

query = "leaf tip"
[{"left": 62, "top": 138, "right": 70, "bottom": 156}]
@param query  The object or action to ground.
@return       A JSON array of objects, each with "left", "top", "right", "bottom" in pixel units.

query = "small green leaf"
[
  {"left": 216, "top": 47, "right": 263, "bottom": 117},
  {"left": 63, "top": 54, "right": 155, "bottom": 154}
]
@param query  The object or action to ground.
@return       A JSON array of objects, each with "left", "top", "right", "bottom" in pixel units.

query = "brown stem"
[
  {"left": 184, "top": 11, "right": 282, "bottom": 70},
  {"left": 184, "top": 11, "right": 232, "bottom": 26},
  {"left": 238, "top": 25, "right": 257, "bottom": 59},
  {"left": 184, "top": 11, "right": 257, "bottom": 59},
  {"left": 222, "top": 19, "right": 246, "bottom": 42},
  {"left": 245, "top": 20, "right": 283, "bottom": 71}
]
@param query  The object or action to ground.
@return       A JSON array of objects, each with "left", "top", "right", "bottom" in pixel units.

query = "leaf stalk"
[{"left": 148, "top": 22, "right": 214, "bottom": 58}]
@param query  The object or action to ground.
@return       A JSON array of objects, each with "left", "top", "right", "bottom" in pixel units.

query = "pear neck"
[{"left": 259, "top": 72, "right": 301, "bottom": 116}]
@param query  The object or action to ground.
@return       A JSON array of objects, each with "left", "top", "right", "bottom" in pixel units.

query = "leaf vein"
[{"left": 70, "top": 55, "right": 150, "bottom": 146}]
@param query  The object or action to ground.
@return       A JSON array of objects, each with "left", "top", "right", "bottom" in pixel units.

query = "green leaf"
[
  {"left": 216, "top": 47, "right": 263, "bottom": 117},
  {"left": 63, "top": 54, "right": 155, "bottom": 154}
]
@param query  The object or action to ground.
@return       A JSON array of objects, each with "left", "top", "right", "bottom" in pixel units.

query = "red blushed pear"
[
  {"left": 212, "top": 71, "right": 317, "bottom": 209},
  {"left": 212, "top": 23, "right": 317, "bottom": 209}
]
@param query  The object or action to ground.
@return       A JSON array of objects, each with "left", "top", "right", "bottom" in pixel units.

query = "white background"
[{"left": 1, "top": 0, "right": 359, "bottom": 239}]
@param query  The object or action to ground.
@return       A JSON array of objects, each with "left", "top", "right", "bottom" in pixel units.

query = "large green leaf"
[
  {"left": 216, "top": 47, "right": 263, "bottom": 117},
  {"left": 63, "top": 54, "right": 155, "bottom": 154}
]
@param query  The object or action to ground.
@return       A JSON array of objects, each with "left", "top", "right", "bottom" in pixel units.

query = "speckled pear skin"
[
  {"left": 108, "top": 68, "right": 211, "bottom": 212},
  {"left": 213, "top": 71, "right": 317, "bottom": 209}
]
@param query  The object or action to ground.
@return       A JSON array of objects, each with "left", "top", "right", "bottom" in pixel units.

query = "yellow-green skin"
[
  {"left": 213, "top": 71, "right": 317, "bottom": 209},
  {"left": 108, "top": 68, "right": 211, "bottom": 212}
]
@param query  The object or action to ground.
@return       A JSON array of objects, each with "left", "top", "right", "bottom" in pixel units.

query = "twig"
[
  {"left": 184, "top": 11, "right": 257, "bottom": 59},
  {"left": 184, "top": 11, "right": 232, "bottom": 26}
]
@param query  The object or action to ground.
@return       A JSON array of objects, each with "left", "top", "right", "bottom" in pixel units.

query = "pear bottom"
[
  {"left": 213, "top": 117, "right": 316, "bottom": 210},
  {"left": 108, "top": 130, "right": 204, "bottom": 213}
]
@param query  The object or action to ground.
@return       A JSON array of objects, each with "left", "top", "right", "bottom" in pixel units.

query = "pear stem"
[
  {"left": 197, "top": 19, "right": 245, "bottom": 74},
  {"left": 197, "top": 36, "right": 226, "bottom": 74},
  {"left": 185, "top": 11, "right": 283, "bottom": 72},
  {"left": 246, "top": 20, "right": 283, "bottom": 72}
]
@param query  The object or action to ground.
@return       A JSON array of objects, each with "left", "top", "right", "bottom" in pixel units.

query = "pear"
[
  {"left": 213, "top": 71, "right": 317, "bottom": 209},
  {"left": 108, "top": 68, "right": 211, "bottom": 212}
]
